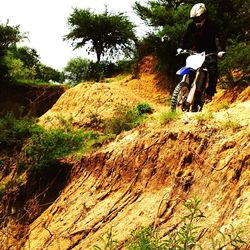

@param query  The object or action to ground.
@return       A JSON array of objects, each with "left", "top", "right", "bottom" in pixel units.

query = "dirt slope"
[
  {"left": 38, "top": 56, "right": 169, "bottom": 129},
  {"left": 0, "top": 56, "right": 249, "bottom": 249},
  {"left": 23, "top": 101, "right": 250, "bottom": 250}
]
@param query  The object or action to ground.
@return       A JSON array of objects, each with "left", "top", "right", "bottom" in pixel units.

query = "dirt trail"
[
  {"left": 0, "top": 56, "right": 249, "bottom": 249},
  {"left": 38, "top": 56, "right": 169, "bottom": 129}
]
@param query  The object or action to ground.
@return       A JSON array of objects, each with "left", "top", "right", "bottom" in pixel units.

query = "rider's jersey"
[{"left": 182, "top": 19, "right": 217, "bottom": 54}]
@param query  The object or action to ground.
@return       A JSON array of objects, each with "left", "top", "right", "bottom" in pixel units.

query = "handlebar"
[{"left": 176, "top": 49, "right": 226, "bottom": 58}]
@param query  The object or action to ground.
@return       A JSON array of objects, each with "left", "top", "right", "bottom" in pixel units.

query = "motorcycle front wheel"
[{"left": 171, "top": 82, "right": 190, "bottom": 112}]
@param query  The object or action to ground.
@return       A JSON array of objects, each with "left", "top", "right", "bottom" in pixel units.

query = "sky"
[{"left": 0, "top": 0, "right": 147, "bottom": 71}]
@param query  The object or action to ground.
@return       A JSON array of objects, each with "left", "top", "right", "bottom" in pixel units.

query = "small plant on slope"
[{"left": 93, "top": 228, "right": 118, "bottom": 250}]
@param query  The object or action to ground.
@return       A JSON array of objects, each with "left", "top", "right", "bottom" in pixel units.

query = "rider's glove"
[
  {"left": 218, "top": 51, "right": 226, "bottom": 58},
  {"left": 177, "top": 48, "right": 183, "bottom": 54}
]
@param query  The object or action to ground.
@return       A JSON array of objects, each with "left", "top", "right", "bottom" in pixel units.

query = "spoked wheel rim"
[
  {"left": 177, "top": 85, "right": 189, "bottom": 111},
  {"left": 171, "top": 82, "right": 190, "bottom": 112}
]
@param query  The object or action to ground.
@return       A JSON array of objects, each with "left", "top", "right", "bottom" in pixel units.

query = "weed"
[
  {"left": 94, "top": 198, "right": 246, "bottom": 250},
  {"left": 215, "top": 101, "right": 230, "bottom": 111},
  {"left": 162, "top": 198, "right": 204, "bottom": 249},
  {"left": 126, "top": 226, "right": 161, "bottom": 250},
  {"left": 159, "top": 110, "right": 180, "bottom": 125},
  {"left": 194, "top": 112, "right": 214, "bottom": 124},
  {"left": 93, "top": 228, "right": 118, "bottom": 250},
  {"left": 87, "top": 111, "right": 103, "bottom": 127},
  {"left": 209, "top": 224, "right": 246, "bottom": 250},
  {"left": 221, "top": 120, "right": 241, "bottom": 130}
]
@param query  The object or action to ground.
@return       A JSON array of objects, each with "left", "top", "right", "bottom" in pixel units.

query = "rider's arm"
[{"left": 181, "top": 22, "right": 194, "bottom": 50}]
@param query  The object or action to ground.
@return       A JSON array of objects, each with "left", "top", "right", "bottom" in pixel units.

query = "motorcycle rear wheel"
[{"left": 171, "top": 82, "right": 190, "bottom": 112}]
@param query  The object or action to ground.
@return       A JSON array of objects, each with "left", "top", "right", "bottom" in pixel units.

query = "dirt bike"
[{"left": 171, "top": 49, "right": 225, "bottom": 112}]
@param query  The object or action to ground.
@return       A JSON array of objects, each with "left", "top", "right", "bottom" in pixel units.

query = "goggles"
[{"left": 192, "top": 14, "right": 205, "bottom": 23}]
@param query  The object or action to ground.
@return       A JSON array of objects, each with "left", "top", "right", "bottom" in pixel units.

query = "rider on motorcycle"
[{"left": 181, "top": 3, "right": 218, "bottom": 104}]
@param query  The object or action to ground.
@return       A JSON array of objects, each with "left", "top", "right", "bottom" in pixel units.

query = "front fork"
[{"left": 187, "top": 69, "right": 207, "bottom": 105}]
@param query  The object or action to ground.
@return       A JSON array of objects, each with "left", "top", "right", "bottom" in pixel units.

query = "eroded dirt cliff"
[{"left": 0, "top": 56, "right": 249, "bottom": 249}]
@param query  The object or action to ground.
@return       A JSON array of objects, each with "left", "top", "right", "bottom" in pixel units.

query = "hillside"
[{"left": 0, "top": 56, "right": 249, "bottom": 249}]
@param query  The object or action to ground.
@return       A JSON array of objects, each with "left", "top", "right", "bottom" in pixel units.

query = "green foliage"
[
  {"left": 0, "top": 21, "right": 63, "bottom": 83},
  {"left": 0, "top": 113, "right": 35, "bottom": 151},
  {"left": 136, "top": 102, "right": 153, "bottom": 115},
  {"left": 116, "top": 59, "right": 135, "bottom": 73},
  {"left": 93, "top": 228, "right": 118, "bottom": 250},
  {"left": 0, "top": 22, "right": 25, "bottom": 81},
  {"left": 105, "top": 103, "right": 152, "bottom": 135},
  {"left": 126, "top": 226, "right": 161, "bottom": 249},
  {"left": 36, "top": 63, "right": 62, "bottom": 82},
  {"left": 0, "top": 22, "right": 24, "bottom": 53},
  {"left": 133, "top": 1, "right": 190, "bottom": 79},
  {"left": 65, "top": 7, "right": 136, "bottom": 64},
  {"left": 11, "top": 46, "right": 40, "bottom": 68},
  {"left": 64, "top": 57, "right": 128, "bottom": 83},
  {"left": 194, "top": 112, "right": 214, "bottom": 124},
  {"left": 220, "top": 120, "right": 241, "bottom": 131},
  {"left": 24, "top": 126, "right": 90, "bottom": 172},
  {"left": 64, "top": 57, "right": 90, "bottom": 84},
  {"left": 163, "top": 198, "right": 204, "bottom": 249},
  {"left": 95, "top": 198, "right": 246, "bottom": 250},
  {"left": 218, "top": 41, "right": 250, "bottom": 87},
  {"left": 5, "top": 46, "right": 41, "bottom": 81},
  {"left": 160, "top": 110, "right": 180, "bottom": 125},
  {"left": 133, "top": 0, "right": 250, "bottom": 83},
  {"left": 3, "top": 52, "right": 37, "bottom": 80},
  {"left": 209, "top": 225, "right": 246, "bottom": 250},
  {"left": 86, "top": 61, "right": 107, "bottom": 82},
  {"left": 0, "top": 113, "right": 110, "bottom": 173}
]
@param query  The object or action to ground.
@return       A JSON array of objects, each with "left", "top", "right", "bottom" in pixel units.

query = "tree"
[
  {"left": 36, "top": 64, "right": 62, "bottom": 82},
  {"left": 64, "top": 7, "right": 137, "bottom": 64},
  {"left": 63, "top": 57, "right": 90, "bottom": 84},
  {"left": 133, "top": 0, "right": 250, "bottom": 83},
  {"left": 11, "top": 46, "right": 40, "bottom": 68},
  {"left": 0, "top": 22, "right": 25, "bottom": 81}
]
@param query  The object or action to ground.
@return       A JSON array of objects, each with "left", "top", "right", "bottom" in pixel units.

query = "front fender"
[{"left": 176, "top": 66, "right": 194, "bottom": 76}]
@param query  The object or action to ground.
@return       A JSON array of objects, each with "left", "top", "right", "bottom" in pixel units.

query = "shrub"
[
  {"left": 136, "top": 102, "right": 153, "bottom": 115},
  {"left": 219, "top": 41, "right": 250, "bottom": 87},
  {"left": 116, "top": 59, "right": 135, "bottom": 73},
  {"left": 0, "top": 113, "right": 36, "bottom": 151},
  {"left": 24, "top": 126, "right": 92, "bottom": 172},
  {"left": 105, "top": 103, "right": 152, "bottom": 135}
]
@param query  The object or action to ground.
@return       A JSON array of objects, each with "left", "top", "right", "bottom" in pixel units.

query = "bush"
[
  {"left": 24, "top": 126, "right": 94, "bottom": 172},
  {"left": 116, "top": 59, "right": 135, "bottom": 73},
  {"left": 63, "top": 57, "right": 90, "bottom": 84},
  {"left": 136, "top": 102, "right": 153, "bottom": 115},
  {"left": 105, "top": 103, "right": 152, "bottom": 135},
  {"left": 218, "top": 41, "right": 250, "bottom": 87},
  {"left": 0, "top": 113, "right": 36, "bottom": 151}
]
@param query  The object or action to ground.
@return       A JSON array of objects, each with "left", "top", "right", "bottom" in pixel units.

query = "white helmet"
[
  {"left": 190, "top": 3, "right": 207, "bottom": 18},
  {"left": 190, "top": 3, "right": 207, "bottom": 28}
]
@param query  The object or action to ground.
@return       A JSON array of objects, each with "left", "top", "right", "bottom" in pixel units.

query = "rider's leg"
[
  {"left": 192, "top": 90, "right": 202, "bottom": 112},
  {"left": 206, "top": 58, "right": 218, "bottom": 97}
]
